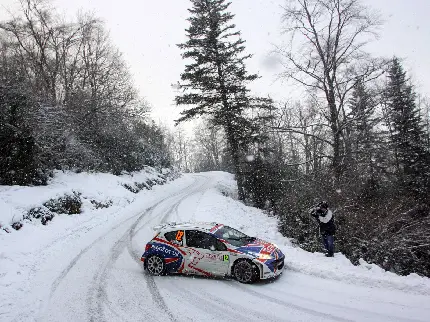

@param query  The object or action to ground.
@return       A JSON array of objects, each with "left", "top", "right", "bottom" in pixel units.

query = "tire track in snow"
[
  {"left": 89, "top": 176, "right": 210, "bottom": 322},
  {"left": 87, "top": 195, "right": 188, "bottom": 322},
  {"left": 256, "top": 280, "right": 422, "bottom": 322},
  {"left": 49, "top": 214, "right": 139, "bottom": 297},
  {"left": 88, "top": 214, "right": 162, "bottom": 322},
  {"left": 169, "top": 278, "right": 287, "bottom": 322},
  {"left": 166, "top": 281, "right": 248, "bottom": 322},
  {"left": 227, "top": 282, "right": 352, "bottom": 322}
]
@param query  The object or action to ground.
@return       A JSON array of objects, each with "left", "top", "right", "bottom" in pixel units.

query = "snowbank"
[
  {"left": 193, "top": 172, "right": 430, "bottom": 296},
  {"left": 0, "top": 166, "right": 179, "bottom": 230}
]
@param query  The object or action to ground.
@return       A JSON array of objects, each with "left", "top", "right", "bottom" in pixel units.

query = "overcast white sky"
[{"left": 1, "top": 0, "right": 429, "bottom": 129}]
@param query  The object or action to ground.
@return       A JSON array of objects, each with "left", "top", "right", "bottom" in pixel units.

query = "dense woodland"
[
  {"left": 1, "top": 0, "right": 429, "bottom": 277},
  {"left": 0, "top": 0, "right": 171, "bottom": 185}
]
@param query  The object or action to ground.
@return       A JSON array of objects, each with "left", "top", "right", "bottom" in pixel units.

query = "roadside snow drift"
[{"left": 0, "top": 167, "right": 177, "bottom": 231}]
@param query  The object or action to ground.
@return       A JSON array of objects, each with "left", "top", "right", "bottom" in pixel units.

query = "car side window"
[
  {"left": 186, "top": 230, "right": 224, "bottom": 251},
  {"left": 164, "top": 230, "right": 184, "bottom": 246},
  {"left": 215, "top": 239, "right": 227, "bottom": 251}
]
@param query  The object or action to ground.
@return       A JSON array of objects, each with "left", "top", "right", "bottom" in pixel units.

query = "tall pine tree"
[
  {"left": 175, "top": 0, "right": 272, "bottom": 200},
  {"left": 384, "top": 57, "right": 430, "bottom": 198}
]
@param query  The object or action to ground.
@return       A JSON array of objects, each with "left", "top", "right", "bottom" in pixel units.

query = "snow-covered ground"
[
  {"left": 1, "top": 171, "right": 429, "bottom": 321},
  {"left": 0, "top": 167, "right": 173, "bottom": 229}
]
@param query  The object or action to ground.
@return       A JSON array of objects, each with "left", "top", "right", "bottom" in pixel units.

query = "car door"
[
  {"left": 211, "top": 238, "right": 230, "bottom": 276},
  {"left": 184, "top": 230, "right": 230, "bottom": 276}
]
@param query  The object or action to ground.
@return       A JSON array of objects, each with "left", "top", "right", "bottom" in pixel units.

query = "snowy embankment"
[
  {"left": 0, "top": 166, "right": 179, "bottom": 232},
  {"left": 195, "top": 172, "right": 430, "bottom": 296}
]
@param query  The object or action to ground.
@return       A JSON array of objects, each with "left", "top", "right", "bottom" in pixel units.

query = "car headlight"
[
  {"left": 258, "top": 254, "right": 273, "bottom": 260},
  {"left": 248, "top": 252, "right": 273, "bottom": 260}
]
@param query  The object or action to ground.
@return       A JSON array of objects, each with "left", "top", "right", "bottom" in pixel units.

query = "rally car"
[{"left": 141, "top": 222, "right": 284, "bottom": 283}]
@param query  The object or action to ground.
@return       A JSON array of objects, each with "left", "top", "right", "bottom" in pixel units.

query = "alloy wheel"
[
  {"left": 234, "top": 260, "right": 256, "bottom": 283},
  {"left": 146, "top": 256, "right": 164, "bottom": 275}
]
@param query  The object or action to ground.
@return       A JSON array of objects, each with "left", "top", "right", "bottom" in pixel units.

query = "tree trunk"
[
  {"left": 327, "top": 84, "right": 342, "bottom": 183},
  {"left": 226, "top": 122, "right": 245, "bottom": 200}
]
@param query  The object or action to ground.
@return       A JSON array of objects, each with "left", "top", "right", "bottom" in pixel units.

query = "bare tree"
[
  {"left": 0, "top": 0, "right": 64, "bottom": 102},
  {"left": 168, "top": 125, "right": 191, "bottom": 172},
  {"left": 418, "top": 95, "right": 430, "bottom": 151},
  {"left": 277, "top": 0, "right": 385, "bottom": 180},
  {"left": 0, "top": 0, "right": 98, "bottom": 105},
  {"left": 193, "top": 120, "right": 226, "bottom": 171},
  {"left": 268, "top": 100, "right": 329, "bottom": 172}
]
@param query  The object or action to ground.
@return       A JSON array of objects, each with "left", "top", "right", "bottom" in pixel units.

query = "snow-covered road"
[{"left": 2, "top": 172, "right": 430, "bottom": 322}]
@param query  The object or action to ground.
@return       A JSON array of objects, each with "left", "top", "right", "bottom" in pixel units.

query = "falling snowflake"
[{"left": 246, "top": 155, "right": 255, "bottom": 162}]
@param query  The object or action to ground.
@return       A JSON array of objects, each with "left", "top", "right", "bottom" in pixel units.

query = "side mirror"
[
  {"left": 172, "top": 240, "right": 182, "bottom": 246},
  {"left": 209, "top": 245, "right": 216, "bottom": 251}
]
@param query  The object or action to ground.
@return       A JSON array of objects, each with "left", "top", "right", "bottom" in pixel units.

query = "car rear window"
[{"left": 164, "top": 230, "right": 184, "bottom": 245}]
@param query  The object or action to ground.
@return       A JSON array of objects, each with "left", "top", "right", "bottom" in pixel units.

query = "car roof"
[{"left": 153, "top": 221, "right": 223, "bottom": 233}]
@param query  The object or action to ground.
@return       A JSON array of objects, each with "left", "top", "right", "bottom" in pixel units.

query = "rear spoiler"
[
  {"left": 152, "top": 222, "right": 178, "bottom": 232},
  {"left": 152, "top": 221, "right": 219, "bottom": 232}
]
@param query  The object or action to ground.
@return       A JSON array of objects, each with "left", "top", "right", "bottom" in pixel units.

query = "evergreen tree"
[
  {"left": 347, "top": 80, "right": 381, "bottom": 197},
  {"left": 349, "top": 80, "right": 375, "bottom": 156},
  {"left": 384, "top": 58, "right": 430, "bottom": 198},
  {"left": 0, "top": 83, "right": 47, "bottom": 185},
  {"left": 175, "top": 0, "right": 272, "bottom": 200}
]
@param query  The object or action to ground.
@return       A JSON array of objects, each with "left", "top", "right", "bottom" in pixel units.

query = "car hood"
[{"left": 236, "top": 238, "right": 284, "bottom": 259}]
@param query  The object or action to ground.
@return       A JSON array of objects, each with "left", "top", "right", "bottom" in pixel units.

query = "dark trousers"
[{"left": 322, "top": 234, "right": 334, "bottom": 256}]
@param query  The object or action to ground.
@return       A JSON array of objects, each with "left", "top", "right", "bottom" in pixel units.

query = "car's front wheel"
[
  {"left": 233, "top": 259, "right": 259, "bottom": 283},
  {"left": 145, "top": 255, "right": 165, "bottom": 276}
]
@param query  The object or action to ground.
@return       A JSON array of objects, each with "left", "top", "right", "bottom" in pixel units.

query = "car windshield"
[{"left": 213, "top": 226, "right": 255, "bottom": 247}]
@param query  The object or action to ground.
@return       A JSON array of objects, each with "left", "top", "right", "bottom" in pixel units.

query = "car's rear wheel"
[
  {"left": 146, "top": 255, "right": 165, "bottom": 275},
  {"left": 233, "top": 259, "right": 259, "bottom": 283}
]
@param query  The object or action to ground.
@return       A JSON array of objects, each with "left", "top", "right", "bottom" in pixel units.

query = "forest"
[
  {"left": 1, "top": 0, "right": 429, "bottom": 277},
  {"left": 0, "top": 0, "right": 171, "bottom": 185}
]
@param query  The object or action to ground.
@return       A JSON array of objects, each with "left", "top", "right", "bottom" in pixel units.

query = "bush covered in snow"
[
  {"left": 43, "top": 192, "right": 82, "bottom": 215},
  {"left": 276, "top": 180, "right": 430, "bottom": 278},
  {"left": 90, "top": 200, "right": 113, "bottom": 209},
  {"left": 338, "top": 202, "right": 430, "bottom": 277},
  {"left": 25, "top": 207, "right": 55, "bottom": 225},
  {"left": 122, "top": 183, "right": 140, "bottom": 194}
]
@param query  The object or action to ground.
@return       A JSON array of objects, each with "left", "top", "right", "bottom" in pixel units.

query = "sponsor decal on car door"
[{"left": 184, "top": 230, "right": 229, "bottom": 276}]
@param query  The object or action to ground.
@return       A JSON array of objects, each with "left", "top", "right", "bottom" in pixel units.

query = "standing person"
[{"left": 310, "top": 201, "right": 336, "bottom": 257}]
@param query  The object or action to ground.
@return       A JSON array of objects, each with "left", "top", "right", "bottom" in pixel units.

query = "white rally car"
[{"left": 141, "top": 222, "right": 284, "bottom": 283}]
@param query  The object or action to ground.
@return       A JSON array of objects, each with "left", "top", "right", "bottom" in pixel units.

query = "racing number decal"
[
  {"left": 223, "top": 255, "right": 229, "bottom": 261},
  {"left": 176, "top": 230, "right": 184, "bottom": 241}
]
